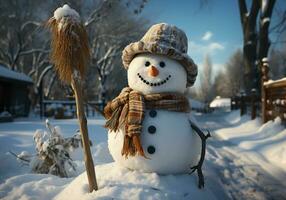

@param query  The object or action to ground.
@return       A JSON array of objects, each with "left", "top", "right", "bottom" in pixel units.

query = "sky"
[{"left": 140, "top": 0, "right": 285, "bottom": 86}]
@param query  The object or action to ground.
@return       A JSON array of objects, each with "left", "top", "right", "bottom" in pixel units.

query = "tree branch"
[
  {"left": 19, "top": 49, "right": 50, "bottom": 56},
  {"left": 238, "top": 0, "right": 248, "bottom": 32}
]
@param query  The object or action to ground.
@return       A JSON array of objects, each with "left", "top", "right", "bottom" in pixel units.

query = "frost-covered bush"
[{"left": 14, "top": 119, "right": 88, "bottom": 178}]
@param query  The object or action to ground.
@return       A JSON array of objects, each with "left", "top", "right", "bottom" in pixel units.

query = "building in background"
[
  {"left": 0, "top": 65, "right": 33, "bottom": 119},
  {"left": 210, "top": 96, "right": 231, "bottom": 112}
]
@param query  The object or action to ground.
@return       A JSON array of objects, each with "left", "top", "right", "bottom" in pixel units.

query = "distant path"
[{"left": 195, "top": 113, "right": 286, "bottom": 200}]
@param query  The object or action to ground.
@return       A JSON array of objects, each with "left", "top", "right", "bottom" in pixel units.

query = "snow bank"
[
  {"left": 216, "top": 113, "right": 286, "bottom": 172},
  {"left": 0, "top": 174, "right": 70, "bottom": 200},
  {"left": 55, "top": 163, "right": 217, "bottom": 200}
]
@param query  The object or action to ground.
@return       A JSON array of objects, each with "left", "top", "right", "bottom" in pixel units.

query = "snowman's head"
[{"left": 127, "top": 53, "right": 187, "bottom": 94}]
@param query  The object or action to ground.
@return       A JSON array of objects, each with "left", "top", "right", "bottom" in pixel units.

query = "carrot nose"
[{"left": 148, "top": 66, "right": 159, "bottom": 77}]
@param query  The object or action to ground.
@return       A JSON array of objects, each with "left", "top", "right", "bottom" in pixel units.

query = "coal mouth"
[{"left": 137, "top": 73, "right": 171, "bottom": 87}]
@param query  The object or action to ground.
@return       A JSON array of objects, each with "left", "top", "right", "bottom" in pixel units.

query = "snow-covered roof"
[
  {"left": 209, "top": 96, "right": 231, "bottom": 108},
  {"left": 0, "top": 65, "right": 33, "bottom": 84}
]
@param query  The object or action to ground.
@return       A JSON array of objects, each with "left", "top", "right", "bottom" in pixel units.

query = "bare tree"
[
  {"left": 237, "top": 0, "right": 277, "bottom": 93},
  {"left": 199, "top": 54, "right": 215, "bottom": 103},
  {"left": 84, "top": 1, "right": 148, "bottom": 106},
  {"left": 214, "top": 49, "right": 244, "bottom": 97},
  {"left": 213, "top": 71, "right": 229, "bottom": 97},
  {"left": 0, "top": 0, "right": 149, "bottom": 111}
]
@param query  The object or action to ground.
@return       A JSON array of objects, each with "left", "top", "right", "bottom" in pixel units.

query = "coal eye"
[
  {"left": 145, "top": 61, "right": 150, "bottom": 67},
  {"left": 159, "top": 61, "right": 165, "bottom": 68}
]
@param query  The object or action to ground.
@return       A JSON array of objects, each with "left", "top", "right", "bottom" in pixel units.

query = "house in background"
[
  {"left": 0, "top": 65, "right": 33, "bottom": 118},
  {"left": 210, "top": 96, "right": 231, "bottom": 112}
]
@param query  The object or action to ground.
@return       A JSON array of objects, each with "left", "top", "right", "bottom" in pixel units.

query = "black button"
[
  {"left": 149, "top": 110, "right": 157, "bottom": 117},
  {"left": 147, "top": 146, "right": 156, "bottom": 154},
  {"left": 148, "top": 125, "right": 156, "bottom": 134}
]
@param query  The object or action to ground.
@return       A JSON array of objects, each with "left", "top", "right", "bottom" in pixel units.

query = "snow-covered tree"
[{"left": 13, "top": 120, "right": 87, "bottom": 177}]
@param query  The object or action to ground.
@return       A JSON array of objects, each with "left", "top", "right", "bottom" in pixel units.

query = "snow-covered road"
[{"left": 196, "top": 112, "right": 286, "bottom": 200}]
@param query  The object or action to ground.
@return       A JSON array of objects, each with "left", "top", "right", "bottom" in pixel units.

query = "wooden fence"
[
  {"left": 231, "top": 79, "right": 286, "bottom": 124},
  {"left": 40, "top": 100, "right": 104, "bottom": 119},
  {"left": 262, "top": 79, "right": 286, "bottom": 123}
]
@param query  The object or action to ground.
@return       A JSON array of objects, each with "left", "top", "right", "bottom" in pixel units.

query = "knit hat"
[{"left": 122, "top": 23, "right": 198, "bottom": 87}]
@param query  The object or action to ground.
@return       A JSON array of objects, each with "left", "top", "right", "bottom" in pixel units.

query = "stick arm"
[{"left": 189, "top": 119, "right": 211, "bottom": 189}]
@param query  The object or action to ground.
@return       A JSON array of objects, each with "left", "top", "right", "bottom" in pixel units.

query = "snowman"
[{"left": 104, "top": 23, "right": 210, "bottom": 188}]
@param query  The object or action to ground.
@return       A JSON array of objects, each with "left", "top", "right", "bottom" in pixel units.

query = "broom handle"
[{"left": 71, "top": 77, "right": 98, "bottom": 192}]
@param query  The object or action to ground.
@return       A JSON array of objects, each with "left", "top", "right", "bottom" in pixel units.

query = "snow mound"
[
  {"left": 0, "top": 174, "right": 70, "bottom": 200},
  {"left": 216, "top": 115, "right": 286, "bottom": 173},
  {"left": 223, "top": 110, "right": 251, "bottom": 125},
  {"left": 55, "top": 163, "right": 217, "bottom": 200}
]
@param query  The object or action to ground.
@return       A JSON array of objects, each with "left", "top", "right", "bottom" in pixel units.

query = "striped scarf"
[{"left": 104, "top": 87, "right": 190, "bottom": 158}]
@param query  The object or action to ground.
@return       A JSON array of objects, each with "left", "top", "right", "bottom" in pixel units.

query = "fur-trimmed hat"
[{"left": 122, "top": 23, "right": 198, "bottom": 87}]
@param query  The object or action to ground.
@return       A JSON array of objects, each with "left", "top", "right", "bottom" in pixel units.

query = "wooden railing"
[{"left": 262, "top": 78, "right": 286, "bottom": 123}]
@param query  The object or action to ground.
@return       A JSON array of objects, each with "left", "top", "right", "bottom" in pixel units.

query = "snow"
[
  {"left": 216, "top": 112, "right": 286, "bottom": 173},
  {"left": 209, "top": 96, "right": 231, "bottom": 108},
  {"left": 261, "top": 0, "right": 268, "bottom": 15},
  {"left": 54, "top": 4, "right": 80, "bottom": 21},
  {"left": 0, "top": 117, "right": 215, "bottom": 200},
  {"left": 264, "top": 77, "right": 286, "bottom": 86},
  {"left": 54, "top": 163, "right": 216, "bottom": 200},
  {"left": 1, "top": 112, "right": 286, "bottom": 199},
  {"left": 262, "top": 57, "right": 268, "bottom": 62},
  {"left": 0, "top": 111, "right": 12, "bottom": 117},
  {"left": 53, "top": 4, "right": 81, "bottom": 31},
  {"left": 0, "top": 65, "right": 33, "bottom": 83},
  {"left": 262, "top": 17, "right": 270, "bottom": 24}
]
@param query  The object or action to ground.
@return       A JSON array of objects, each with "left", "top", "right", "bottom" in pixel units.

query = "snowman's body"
[
  {"left": 108, "top": 110, "right": 200, "bottom": 174},
  {"left": 107, "top": 53, "right": 201, "bottom": 174}
]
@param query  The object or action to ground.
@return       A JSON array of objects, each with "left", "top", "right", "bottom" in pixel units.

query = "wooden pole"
[
  {"left": 261, "top": 59, "right": 269, "bottom": 123},
  {"left": 71, "top": 77, "right": 98, "bottom": 192}
]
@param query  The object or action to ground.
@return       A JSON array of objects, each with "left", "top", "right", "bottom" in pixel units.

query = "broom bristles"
[{"left": 46, "top": 16, "right": 90, "bottom": 83}]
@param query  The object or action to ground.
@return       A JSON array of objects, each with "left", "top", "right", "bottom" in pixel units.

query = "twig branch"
[
  {"left": 20, "top": 49, "right": 50, "bottom": 56},
  {"left": 8, "top": 151, "right": 31, "bottom": 164}
]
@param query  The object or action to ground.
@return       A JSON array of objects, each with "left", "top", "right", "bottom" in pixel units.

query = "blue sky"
[{"left": 140, "top": 0, "right": 285, "bottom": 85}]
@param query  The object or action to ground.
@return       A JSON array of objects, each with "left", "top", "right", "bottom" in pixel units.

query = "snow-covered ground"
[
  {"left": 0, "top": 111, "right": 286, "bottom": 199},
  {"left": 198, "top": 111, "right": 286, "bottom": 200}
]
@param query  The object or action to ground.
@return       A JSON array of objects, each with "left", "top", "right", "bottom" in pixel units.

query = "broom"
[{"left": 46, "top": 4, "right": 98, "bottom": 192}]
